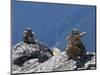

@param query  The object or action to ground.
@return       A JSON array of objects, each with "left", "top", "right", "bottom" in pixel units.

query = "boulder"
[
  {"left": 12, "top": 41, "right": 53, "bottom": 66},
  {"left": 12, "top": 51, "right": 96, "bottom": 74}
]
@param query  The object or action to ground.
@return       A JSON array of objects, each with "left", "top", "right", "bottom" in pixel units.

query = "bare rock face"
[
  {"left": 12, "top": 42, "right": 96, "bottom": 74},
  {"left": 12, "top": 41, "right": 53, "bottom": 67}
]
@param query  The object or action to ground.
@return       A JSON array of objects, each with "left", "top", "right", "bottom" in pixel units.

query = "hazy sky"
[{"left": 12, "top": 1, "right": 96, "bottom": 51}]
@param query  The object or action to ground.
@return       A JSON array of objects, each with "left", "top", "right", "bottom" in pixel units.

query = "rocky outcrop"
[
  {"left": 12, "top": 41, "right": 53, "bottom": 66},
  {"left": 12, "top": 42, "right": 96, "bottom": 74}
]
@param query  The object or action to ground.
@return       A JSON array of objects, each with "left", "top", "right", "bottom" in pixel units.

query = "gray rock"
[
  {"left": 12, "top": 41, "right": 53, "bottom": 67},
  {"left": 12, "top": 51, "right": 96, "bottom": 74},
  {"left": 12, "top": 42, "right": 96, "bottom": 74}
]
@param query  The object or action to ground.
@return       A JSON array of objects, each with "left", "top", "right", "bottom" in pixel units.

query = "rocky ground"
[{"left": 11, "top": 42, "right": 96, "bottom": 74}]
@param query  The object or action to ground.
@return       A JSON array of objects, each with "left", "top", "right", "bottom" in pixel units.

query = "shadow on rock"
[
  {"left": 13, "top": 49, "right": 53, "bottom": 67},
  {"left": 74, "top": 53, "right": 94, "bottom": 70}
]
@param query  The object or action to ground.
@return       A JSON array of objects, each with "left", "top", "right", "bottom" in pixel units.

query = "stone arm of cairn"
[
  {"left": 79, "top": 32, "right": 86, "bottom": 37},
  {"left": 32, "top": 32, "right": 35, "bottom": 40},
  {"left": 66, "top": 32, "right": 86, "bottom": 41},
  {"left": 32, "top": 32, "right": 36, "bottom": 42},
  {"left": 65, "top": 36, "right": 71, "bottom": 52},
  {"left": 66, "top": 35, "right": 72, "bottom": 45}
]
